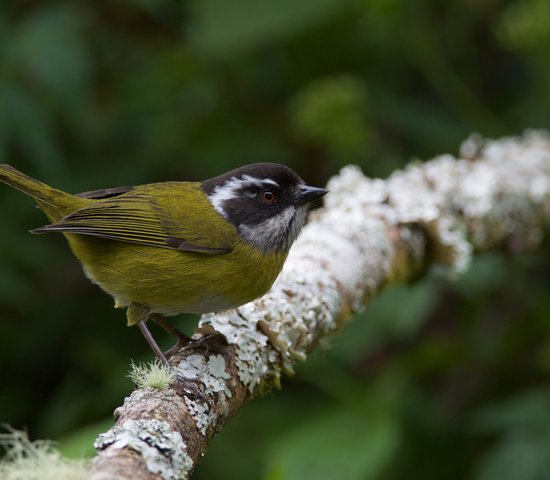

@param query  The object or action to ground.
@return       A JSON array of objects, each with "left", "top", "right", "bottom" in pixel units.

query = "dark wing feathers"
[
  {"left": 76, "top": 186, "right": 134, "bottom": 199},
  {"left": 165, "top": 236, "right": 229, "bottom": 253},
  {"left": 32, "top": 195, "right": 231, "bottom": 255}
]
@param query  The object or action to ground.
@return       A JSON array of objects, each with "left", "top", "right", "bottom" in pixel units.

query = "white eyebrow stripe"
[
  {"left": 207, "top": 175, "right": 280, "bottom": 217},
  {"left": 260, "top": 178, "right": 279, "bottom": 187},
  {"left": 240, "top": 175, "right": 279, "bottom": 188}
]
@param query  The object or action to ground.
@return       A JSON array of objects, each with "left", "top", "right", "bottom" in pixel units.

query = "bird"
[{"left": 0, "top": 163, "right": 327, "bottom": 365}]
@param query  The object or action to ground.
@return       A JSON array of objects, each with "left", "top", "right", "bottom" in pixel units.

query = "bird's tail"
[{"left": 0, "top": 164, "right": 84, "bottom": 221}]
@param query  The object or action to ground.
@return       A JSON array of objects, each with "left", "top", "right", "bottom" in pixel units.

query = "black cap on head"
[{"left": 201, "top": 163, "right": 303, "bottom": 196}]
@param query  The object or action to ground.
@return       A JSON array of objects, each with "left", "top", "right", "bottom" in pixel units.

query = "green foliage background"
[{"left": 1, "top": 1, "right": 550, "bottom": 478}]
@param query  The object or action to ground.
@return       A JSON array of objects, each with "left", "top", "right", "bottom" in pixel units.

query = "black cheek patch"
[{"left": 222, "top": 197, "right": 284, "bottom": 227}]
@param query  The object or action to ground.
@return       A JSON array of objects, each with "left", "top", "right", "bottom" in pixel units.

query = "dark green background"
[{"left": 1, "top": 1, "right": 550, "bottom": 479}]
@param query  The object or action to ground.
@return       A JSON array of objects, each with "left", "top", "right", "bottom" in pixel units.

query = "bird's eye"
[{"left": 260, "top": 190, "right": 277, "bottom": 205}]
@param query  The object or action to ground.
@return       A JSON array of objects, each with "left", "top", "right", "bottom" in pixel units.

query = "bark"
[{"left": 87, "top": 131, "right": 550, "bottom": 480}]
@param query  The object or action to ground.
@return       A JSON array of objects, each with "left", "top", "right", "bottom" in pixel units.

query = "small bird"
[{"left": 0, "top": 163, "right": 327, "bottom": 364}]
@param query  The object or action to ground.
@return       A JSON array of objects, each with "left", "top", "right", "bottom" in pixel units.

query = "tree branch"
[{"left": 87, "top": 131, "right": 550, "bottom": 480}]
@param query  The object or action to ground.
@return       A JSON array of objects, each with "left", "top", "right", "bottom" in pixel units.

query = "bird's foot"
[
  {"left": 164, "top": 334, "right": 192, "bottom": 359},
  {"left": 165, "top": 325, "right": 228, "bottom": 359},
  {"left": 191, "top": 324, "right": 228, "bottom": 355}
]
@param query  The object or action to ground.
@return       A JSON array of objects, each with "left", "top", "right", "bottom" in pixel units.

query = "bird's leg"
[
  {"left": 149, "top": 313, "right": 228, "bottom": 357},
  {"left": 192, "top": 323, "right": 228, "bottom": 355},
  {"left": 149, "top": 313, "right": 192, "bottom": 359},
  {"left": 137, "top": 321, "right": 170, "bottom": 367},
  {"left": 127, "top": 302, "right": 170, "bottom": 367},
  {"left": 149, "top": 314, "right": 190, "bottom": 343}
]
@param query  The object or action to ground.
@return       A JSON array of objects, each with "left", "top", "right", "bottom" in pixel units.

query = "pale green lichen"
[
  {"left": 0, "top": 428, "right": 88, "bottom": 480},
  {"left": 128, "top": 360, "right": 176, "bottom": 390}
]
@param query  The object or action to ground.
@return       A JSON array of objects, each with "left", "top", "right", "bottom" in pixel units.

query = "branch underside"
[{"left": 88, "top": 131, "right": 550, "bottom": 480}]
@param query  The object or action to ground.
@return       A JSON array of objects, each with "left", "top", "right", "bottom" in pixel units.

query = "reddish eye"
[{"left": 260, "top": 190, "right": 277, "bottom": 205}]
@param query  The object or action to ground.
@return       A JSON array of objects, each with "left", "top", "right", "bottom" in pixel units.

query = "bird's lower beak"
[{"left": 296, "top": 185, "right": 328, "bottom": 205}]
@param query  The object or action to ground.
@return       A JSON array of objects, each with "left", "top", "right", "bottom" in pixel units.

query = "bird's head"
[{"left": 202, "top": 163, "right": 327, "bottom": 252}]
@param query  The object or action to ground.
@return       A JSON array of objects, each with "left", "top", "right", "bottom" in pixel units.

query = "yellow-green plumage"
[
  {"left": 0, "top": 164, "right": 287, "bottom": 321},
  {"left": 0, "top": 162, "right": 327, "bottom": 363},
  {"left": 0, "top": 164, "right": 90, "bottom": 220},
  {"left": 73, "top": 230, "right": 286, "bottom": 318}
]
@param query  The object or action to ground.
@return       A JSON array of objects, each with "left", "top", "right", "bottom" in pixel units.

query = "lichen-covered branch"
[{"left": 88, "top": 131, "right": 550, "bottom": 480}]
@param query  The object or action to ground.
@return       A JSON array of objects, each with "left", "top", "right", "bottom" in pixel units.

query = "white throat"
[{"left": 239, "top": 206, "right": 307, "bottom": 252}]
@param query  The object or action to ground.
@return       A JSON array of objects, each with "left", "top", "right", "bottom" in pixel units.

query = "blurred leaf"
[
  {"left": 0, "top": 7, "right": 92, "bottom": 176},
  {"left": 4, "top": 6, "right": 91, "bottom": 104},
  {"left": 57, "top": 418, "right": 113, "bottom": 459},
  {"left": 471, "top": 388, "right": 550, "bottom": 434},
  {"left": 0, "top": 264, "right": 32, "bottom": 306},
  {"left": 2, "top": 84, "right": 63, "bottom": 173},
  {"left": 265, "top": 394, "right": 400, "bottom": 480},
  {"left": 190, "top": 0, "right": 353, "bottom": 55},
  {"left": 289, "top": 75, "right": 372, "bottom": 162},
  {"left": 453, "top": 252, "right": 508, "bottom": 299},
  {"left": 472, "top": 388, "right": 550, "bottom": 480},
  {"left": 330, "top": 281, "right": 438, "bottom": 364},
  {"left": 495, "top": 0, "right": 550, "bottom": 53},
  {"left": 474, "top": 432, "right": 550, "bottom": 480}
]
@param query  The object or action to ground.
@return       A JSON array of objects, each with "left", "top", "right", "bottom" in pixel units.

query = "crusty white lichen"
[
  {"left": 326, "top": 130, "right": 550, "bottom": 273},
  {"left": 200, "top": 308, "right": 275, "bottom": 392},
  {"left": 198, "top": 131, "right": 550, "bottom": 394},
  {"left": 175, "top": 354, "right": 231, "bottom": 435},
  {"left": 94, "top": 419, "right": 192, "bottom": 480},
  {"left": 200, "top": 260, "right": 341, "bottom": 391}
]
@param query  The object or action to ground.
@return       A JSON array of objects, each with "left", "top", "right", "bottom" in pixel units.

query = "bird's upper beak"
[{"left": 296, "top": 185, "right": 328, "bottom": 205}]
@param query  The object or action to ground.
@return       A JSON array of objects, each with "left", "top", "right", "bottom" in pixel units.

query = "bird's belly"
[{"left": 67, "top": 235, "right": 287, "bottom": 315}]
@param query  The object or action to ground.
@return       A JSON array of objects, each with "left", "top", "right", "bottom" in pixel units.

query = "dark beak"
[{"left": 296, "top": 185, "right": 328, "bottom": 205}]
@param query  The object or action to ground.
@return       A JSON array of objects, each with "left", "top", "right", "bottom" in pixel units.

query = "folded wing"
[{"left": 32, "top": 190, "right": 232, "bottom": 255}]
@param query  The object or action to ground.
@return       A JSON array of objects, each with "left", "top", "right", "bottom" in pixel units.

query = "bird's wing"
[
  {"left": 32, "top": 185, "right": 233, "bottom": 254},
  {"left": 76, "top": 185, "right": 135, "bottom": 199}
]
